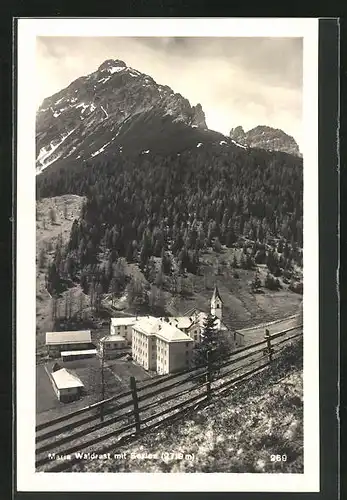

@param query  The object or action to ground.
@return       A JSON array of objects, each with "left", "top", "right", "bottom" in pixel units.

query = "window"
[
  {"left": 217, "top": 304, "right": 220, "bottom": 309},
  {"left": 186, "top": 342, "right": 189, "bottom": 348},
  {"left": 125, "top": 326, "right": 127, "bottom": 330}
]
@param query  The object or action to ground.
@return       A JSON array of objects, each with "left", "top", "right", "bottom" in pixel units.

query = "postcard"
[{"left": 16, "top": 17, "right": 320, "bottom": 493}]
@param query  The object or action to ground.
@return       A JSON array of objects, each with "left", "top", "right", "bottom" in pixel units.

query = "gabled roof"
[
  {"left": 101, "top": 335, "right": 127, "bottom": 342},
  {"left": 46, "top": 330, "right": 91, "bottom": 345},
  {"left": 211, "top": 285, "right": 223, "bottom": 303},
  {"left": 133, "top": 316, "right": 160, "bottom": 337},
  {"left": 111, "top": 317, "right": 139, "bottom": 326},
  {"left": 51, "top": 368, "right": 84, "bottom": 390},
  {"left": 159, "top": 316, "right": 197, "bottom": 330},
  {"left": 133, "top": 317, "right": 193, "bottom": 343},
  {"left": 156, "top": 321, "right": 193, "bottom": 342}
]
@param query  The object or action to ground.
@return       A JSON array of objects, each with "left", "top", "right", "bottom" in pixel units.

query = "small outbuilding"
[
  {"left": 45, "top": 330, "right": 92, "bottom": 358},
  {"left": 50, "top": 367, "right": 84, "bottom": 403},
  {"left": 61, "top": 349, "right": 97, "bottom": 362},
  {"left": 100, "top": 335, "right": 128, "bottom": 359}
]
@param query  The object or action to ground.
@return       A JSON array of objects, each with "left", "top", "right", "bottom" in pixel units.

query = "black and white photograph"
[{"left": 16, "top": 18, "right": 320, "bottom": 493}]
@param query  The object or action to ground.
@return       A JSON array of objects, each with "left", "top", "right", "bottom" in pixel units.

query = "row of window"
[{"left": 133, "top": 346, "right": 148, "bottom": 356}]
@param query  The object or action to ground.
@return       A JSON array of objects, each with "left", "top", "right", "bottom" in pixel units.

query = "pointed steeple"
[
  {"left": 211, "top": 284, "right": 223, "bottom": 303},
  {"left": 211, "top": 284, "right": 223, "bottom": 320}
]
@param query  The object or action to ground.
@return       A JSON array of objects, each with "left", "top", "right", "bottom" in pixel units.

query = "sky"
[{"left": 36, "top": 36, "right": 303, "bottom": 146}]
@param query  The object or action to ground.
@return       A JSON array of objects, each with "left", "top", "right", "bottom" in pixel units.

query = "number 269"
[{"left": 270, "top": 454, "right": 287, "bottom": 462}]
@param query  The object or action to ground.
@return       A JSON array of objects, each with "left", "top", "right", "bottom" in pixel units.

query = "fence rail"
[{"left": 35, "top": 324, "right": 302, "bottom": 471}]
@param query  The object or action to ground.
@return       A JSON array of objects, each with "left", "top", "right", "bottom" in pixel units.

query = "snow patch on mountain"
[
  {"left": 76, "top": 102, "right": 89, "bottom": 113},
  {"left": 36, "top": 128, "right": 76, "bottom": 173},
  {"left": 66, "top": 146, "right": 77, "bottom": 157},
  {"left": 98, "top": 76, "right": 111, "bottom": 84},
  {"left": 101, "top": 106, "right": 108, "bottom": 118},
  {"left": 108, "top": 66, "right": 126, "bottom": 74},
  {"left": 231, "top": 140, "right": 247, "bottom": 149},
  {"left": 90, "top": 141, "right": 112, "bottom": 158}
]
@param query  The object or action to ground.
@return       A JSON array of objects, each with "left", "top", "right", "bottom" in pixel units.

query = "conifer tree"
[
  {"left": 232, "top": 254, "right": 238, "bottom": 268},
  {"left": 193, "top": 313, "right": 229, "bottom": 379}
]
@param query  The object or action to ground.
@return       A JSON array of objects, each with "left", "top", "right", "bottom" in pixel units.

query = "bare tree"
[
  {"left": 38, "top": 247, "right": 46, "bottom": 269},
  {"left": 63, "top": 202, "right": 68, "bottom": 220},
  {"left": 69, "top": 288, "right": 74, "bottom": 318},
  {"left": 51, "top": 296, "right": 58, "bottom": 321},
  {"left": 49, "top": 207, "right": 57, "bottom": 224},
  {"left": 64, "top": 293, "right": 69, "bottom": 320},
  {"left": 78, "top": 292, "right": 85, "bottom": 320}
]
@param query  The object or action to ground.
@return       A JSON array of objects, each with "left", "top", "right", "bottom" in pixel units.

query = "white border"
[{"left": 16, "top": 18, "right": 319, "bottom": 492}]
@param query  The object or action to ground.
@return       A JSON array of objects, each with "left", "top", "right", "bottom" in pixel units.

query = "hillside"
[
  {"left": 70, "top": 339, "right": 303, "bottom": 473},
  {"left": 36, "top": 59, "right": 303, "bottom": 349},
  {"left": 36, "top": 195, "right": 86, "bottom": 349}
]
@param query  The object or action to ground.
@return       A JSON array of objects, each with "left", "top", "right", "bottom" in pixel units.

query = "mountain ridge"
[
  {"left": 229, "top": 125, "right": 301, "bottom": 157},
  {"left": 36, "top": 59, "right": 210, "bottom": 173},
  {"left": 36, "top": 58, "right": 301, "bottom": 175}
]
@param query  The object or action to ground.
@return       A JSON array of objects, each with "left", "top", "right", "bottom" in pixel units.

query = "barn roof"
[
  {"left": 51, "top": 368, "right": 84, "bottom": 390},
  {"left": 61, "top": 349, "right": 97, "bottom": 356},
  {"left": 45, "top": 330, "right": 91, "bottom": 345},
  {"left": 101, "top": 335, "right": 126, "bottom": 342}
]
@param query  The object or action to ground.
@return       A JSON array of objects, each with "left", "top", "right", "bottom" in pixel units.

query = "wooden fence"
[{"left": 35, "top": 325, "right": 303, "bottom": 472}]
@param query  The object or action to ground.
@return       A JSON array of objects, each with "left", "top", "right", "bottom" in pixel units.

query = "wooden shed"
[{"left": 50, "top": 367, "right": 84, "bottom": 403}]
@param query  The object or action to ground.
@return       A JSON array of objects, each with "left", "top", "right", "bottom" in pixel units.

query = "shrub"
[
  {"left": 289, "top": 281, "right": 303, "bottom": 294},
  {"left": 265, "top": 272, "right": 282, "bottom": 290},
  {"left": 251, "top": 272, "right": 262, "bottom": 292},
  {"left": 254, "top": 249, "right": 266, "bottom": 264}
]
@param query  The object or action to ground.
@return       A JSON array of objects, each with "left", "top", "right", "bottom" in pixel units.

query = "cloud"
[{"left": 36, "top": 36, "right": 302, "bottom": 146}]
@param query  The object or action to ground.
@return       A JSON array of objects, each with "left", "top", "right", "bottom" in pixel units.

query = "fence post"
[
  {"left": 206, "top": 351, "right": 212, "bottom": 400},
  {"left": 130, "top": 376, "right": 141, "bottom": 434},
  {"left": 265, "top": 329, "right": 273, "bottom": 362},
  {"left": 100, "top": 347, "right": 105, "bottom": 422}
]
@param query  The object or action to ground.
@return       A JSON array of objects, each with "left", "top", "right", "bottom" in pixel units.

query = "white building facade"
[
  {"left": 110, "top": 318, "right": 136, "bottom": 343},
  {"left": 106, "top": 287, "right": 244, "bottom": 372},
  {"left": 50, "top": 367, "right": 84, "bottom": 403},
  {"left": 132, "top": 317, "right": 194, "bottom": 375}
]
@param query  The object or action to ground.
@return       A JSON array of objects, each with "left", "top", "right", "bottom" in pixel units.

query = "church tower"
[{"left": 211, "top": 284, "right": 223, "bottom": 320}]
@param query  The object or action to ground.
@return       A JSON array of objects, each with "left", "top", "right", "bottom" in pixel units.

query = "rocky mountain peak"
[
  {"left": 98, "top": 59, "right": 127, "bottom": 72},
  {"left": 229, "top": 125, "right": 301, "bottom": 157},
  {"left": 36, "top": 59, "right": 208, "bottom": 173}
]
